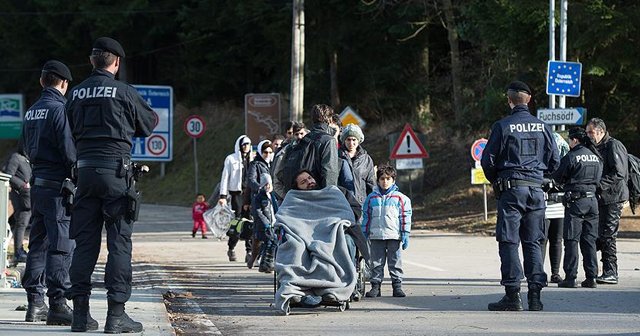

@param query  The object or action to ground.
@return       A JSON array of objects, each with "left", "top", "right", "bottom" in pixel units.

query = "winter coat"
[
  {"left": 595, "top": 133, "right": 629, "bottom": 205},
  {"left": 252, "top": 189, "right": 278, "bottom": 229},
  {"left": 247, "top": 153, "right": 271, "bottom": 199},
  {"left": 362, "top": 184, "right": 412, "bottom": 240},
  {"left": 339, "top": 146, "right": 376, "bottom": 205},
  {"left": 2, "top": 151, "right": 32, "bottom": 210},
  {"left": 306, "top": 122, "right": 339, "bottom": 189},
  {"left": 192, "top": 201, "right": 209, "bottom": 221},
  {"left": 219, "top": 135, "right": 250, "bottom": 196}
]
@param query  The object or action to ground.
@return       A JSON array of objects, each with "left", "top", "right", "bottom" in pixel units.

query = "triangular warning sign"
[{"left": 390, "top": 123, "right": 429, "bottom": 159}]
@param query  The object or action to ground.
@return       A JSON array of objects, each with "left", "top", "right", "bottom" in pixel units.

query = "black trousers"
[
  {"left": 227, "top": 191, "right": 251, "bottom": 252},
  {"left": 8, "top": 190, "right": 30, "bottom": 255},
  {"left": 562, "top": 197, "right": 598, "bottom": 280},
  {"left": 542, "top": 218, "right": 563, "bottom": 275},
  {"left": 22, "top": 186, "right": 74, "bottom": 304},
  {"left": 596, "top": 202, "right": 623, "bottom": 277},
  {"left": 66, "top": 167, "right": 132, "bottom": 304}
]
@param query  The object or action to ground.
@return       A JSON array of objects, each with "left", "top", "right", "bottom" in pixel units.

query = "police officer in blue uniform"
[
  {"left": 481, "top": 81, "right": 560, "bottom": 311},
  {"left": 552, "top": 127, "right": 603, "bottom": 289},
  {"left": 20, "top": 60, "right": 81, "bottom": 326},
  {"left": 64, "top": 37, "right": 155, "bottom": 333}
]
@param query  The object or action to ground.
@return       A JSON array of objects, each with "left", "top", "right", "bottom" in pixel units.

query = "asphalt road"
[{"left": 132, "top": 204, "right": 640, "bottom": 336}]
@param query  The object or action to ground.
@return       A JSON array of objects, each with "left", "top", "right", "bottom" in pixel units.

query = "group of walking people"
[{"left": 212, "top": 104, "right": 412, "bottom": 298}]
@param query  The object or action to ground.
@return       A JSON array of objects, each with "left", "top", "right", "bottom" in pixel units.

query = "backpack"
[
  {"left": 276, "top": 132, "right": 321, "bottom": 193},
  {"left": 628, "top": 153, "right": 640, "bottom": 214}
]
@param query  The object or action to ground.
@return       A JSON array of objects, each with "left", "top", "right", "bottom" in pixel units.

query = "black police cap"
[
  {"left": 506, "top": 81, "right": 531, "bottom": 95},
  {"left": 42, "top": 60, "right": 72, "bottom": 82},
  {"left": 568, "top": 127, "right": 587, "bottom": 140},
  {"left": 92, "top": 37, "right": 125, "bottom": 58}
]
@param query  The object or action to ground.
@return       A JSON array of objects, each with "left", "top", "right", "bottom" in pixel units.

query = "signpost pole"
[
  {"left": 483, "top": 184, "right": 488, "bottom": 221},
  {"left": 193, "top": 138, "right": 199, "bottom": 194}
]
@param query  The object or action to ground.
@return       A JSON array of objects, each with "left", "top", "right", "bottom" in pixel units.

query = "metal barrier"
[{"left": 0, "top": 172, "right": 11, "bottom": 288}]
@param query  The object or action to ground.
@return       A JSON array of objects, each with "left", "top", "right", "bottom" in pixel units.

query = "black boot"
[
  {"left": 581, "top": 278, "right": 597, "bottom": 288},
  {"left": 47, "top": 301, "right": 73, "bottom": 326},
  {"left": 557, "top": 278, "right": 577, "bottom": 288},
  {"left": 392, "top": 282, "right": 406, "bottom": 297},
  {"left": 527, "top": 287, "right": 544, "bottom": 311},
  {"left": 365, "top": 282, "right": 381, "bottom": 297},
  {"left": 488, "top": 287, "right": 523, "bottom": 311},
  {"left": 104, "top": 301, "right": 143, "bottom": 334},
  {"left": 71, "top": 296, "right": 99, "bottom": 332},
  {"left": 25, "top": 301, "right": 48, "bottom": 322}
]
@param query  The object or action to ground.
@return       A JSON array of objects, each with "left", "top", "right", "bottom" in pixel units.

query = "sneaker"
[
  {"left": 227, "top": 250, "right": 237, "bottom": 262},
  {"left": 596, "top": 274, "right": 618, "bottom": 284},
  {"left": 191, "top": 232, "right": 196, "bottom": 238},
  {"left": 581, "top": 278, "right": 597, "bottom": 288},
  {"left": 202, "top": 235, "right": 208, "bottom": 239},
  {"left": 550, "top": 274, "right": 563, "bottom": 283}
]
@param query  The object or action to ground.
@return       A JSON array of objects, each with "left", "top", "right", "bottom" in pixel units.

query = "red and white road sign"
[
  {"left": 390, "top": 123, "right": 429, "bottom": 160},
  {"left": 470, "top": 138, "right": 488, "bottom": 161},
  {"left": 184, "top": 115, "right": 206, "bottom": 138},
  {"left": 146, "top": 134, "right": 167, "bottom": 156}
]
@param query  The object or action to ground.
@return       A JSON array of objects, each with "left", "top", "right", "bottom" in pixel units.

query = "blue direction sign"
[
  {"left": 131, "top": 85, "right": 173, "bottom": 162},
  {"left": 546, "top": 60, "right": 582, "bottom": 97},
  {"left": 537, "top": 107, "right": 587, "bottom": 125}
]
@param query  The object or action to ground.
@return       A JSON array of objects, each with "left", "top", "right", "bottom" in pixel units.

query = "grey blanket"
[{"left": 274, "top": 186, "right": 357, "bottom": 312}]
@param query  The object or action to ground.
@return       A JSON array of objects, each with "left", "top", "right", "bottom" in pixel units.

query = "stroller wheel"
[{"left": 338, "top": 301, "right": 347, "bottom": 312}]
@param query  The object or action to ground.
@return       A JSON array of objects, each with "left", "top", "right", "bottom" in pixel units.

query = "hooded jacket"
[
  {"left": 247, "top": 140, "right": 272, "bottom": 199},
  {"left": 219, "top": 135, "right": 251, "bottom": 196},
  {"left": 362, "top": 184, "right": 412, "bottom": 240}
]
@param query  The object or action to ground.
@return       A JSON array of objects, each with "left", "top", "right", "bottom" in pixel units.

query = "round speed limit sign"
[{"left": 184, "top": 115, "right": 206, "bottom": 138}]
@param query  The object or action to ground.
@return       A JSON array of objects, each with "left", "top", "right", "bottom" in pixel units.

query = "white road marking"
[{"left": 404, "top": 259, "right": 446, "bottom": 272}]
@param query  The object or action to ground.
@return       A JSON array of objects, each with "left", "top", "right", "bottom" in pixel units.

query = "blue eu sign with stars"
[{"left": 546, "top": 60, "right": 582, "bottom": 97}]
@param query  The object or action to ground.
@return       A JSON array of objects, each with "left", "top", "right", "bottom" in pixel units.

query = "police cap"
[
  {"left": 568, "top": 127, "right": 587, "bottom": 140},
  {"left": 42, "top": 60, "right": 72, "bottom": 82},
  {"left": 506, "top": 81, "right": 531, "bottom": 95},
  {"left": 92, "top": 37, "right": 125, "bottom": 58}
]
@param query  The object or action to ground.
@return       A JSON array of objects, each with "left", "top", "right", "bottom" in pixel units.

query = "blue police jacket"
[
  {"left": 66, "top": 69, "right": 155, "bottom": 160},
  {"left": 552, "top": 143, "right": 602, "bottom": 193},
  {"left": 480, "top": 104, "right": 560, "bottom": 184},
  {"left": 22, "top": 87, "right": 76, "bottom": 181}
]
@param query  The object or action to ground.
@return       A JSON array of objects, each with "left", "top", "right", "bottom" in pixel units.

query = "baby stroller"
[{"left": 272, "top": 186, "right": 369, "bottom": 315}]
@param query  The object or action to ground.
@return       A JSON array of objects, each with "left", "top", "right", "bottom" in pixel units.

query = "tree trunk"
[
  {"left": 330, "top": 49, "right": 341, "bottom": 109},
  {"left": 417, "top": 44, "right": 431, "bottom": 127},
  {"left": 441, "top": 0, "right": 463, "bottom": 126}
]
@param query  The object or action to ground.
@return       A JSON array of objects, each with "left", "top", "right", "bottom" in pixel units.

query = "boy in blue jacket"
[{"left": 362, "top": 164, "right": 412, "bottom": 297}]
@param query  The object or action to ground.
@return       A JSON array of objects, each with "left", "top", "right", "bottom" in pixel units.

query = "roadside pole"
[{"left": 184, "top": 115, "right": 206, "bottom": 194}]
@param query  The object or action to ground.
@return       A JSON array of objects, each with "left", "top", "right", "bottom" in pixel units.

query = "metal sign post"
[
  {"left": 470, "top": 139, "right": 490, "bottom": 221},
  {"left": 184, "top": 115, "right": 206, "bottom": 194}
]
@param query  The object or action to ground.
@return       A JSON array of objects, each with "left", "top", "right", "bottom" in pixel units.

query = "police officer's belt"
[
  {"left": 509, "top": 179, "right": 541, "bottom": 188},
  {"left": 565, "top": 191, "right": 596, "bottom": 199},
  {"left": 33, "top": 177, "right": 62, "bottom": 189},
  {"left": 76, "top": 159, "right": 121, "bottom": 170}
]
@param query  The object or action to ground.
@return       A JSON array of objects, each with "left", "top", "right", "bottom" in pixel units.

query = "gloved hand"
[{"left": 401, "top": 234, "right": 409, "bottom": 250}]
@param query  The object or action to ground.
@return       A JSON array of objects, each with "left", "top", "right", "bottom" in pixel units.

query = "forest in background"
[{"left": 1, "top": 0, "right": 638, "bottom": 151}]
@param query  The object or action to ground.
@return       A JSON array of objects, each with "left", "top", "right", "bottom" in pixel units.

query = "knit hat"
[
  {"left": 260, "top": 173, "right": 273, "bottom": 189},
  {"left": 340, "top": 123, "right": 364, "bottom": 144}
]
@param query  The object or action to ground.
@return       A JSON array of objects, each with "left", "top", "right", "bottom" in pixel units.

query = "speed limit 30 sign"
[{"left": 184, "top": 115, "right": 206, "bottom": 138}]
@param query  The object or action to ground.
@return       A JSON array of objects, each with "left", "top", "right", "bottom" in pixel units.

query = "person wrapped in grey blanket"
[{"left": 274, "top": 185, "right": 368, "bottom": 312}]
